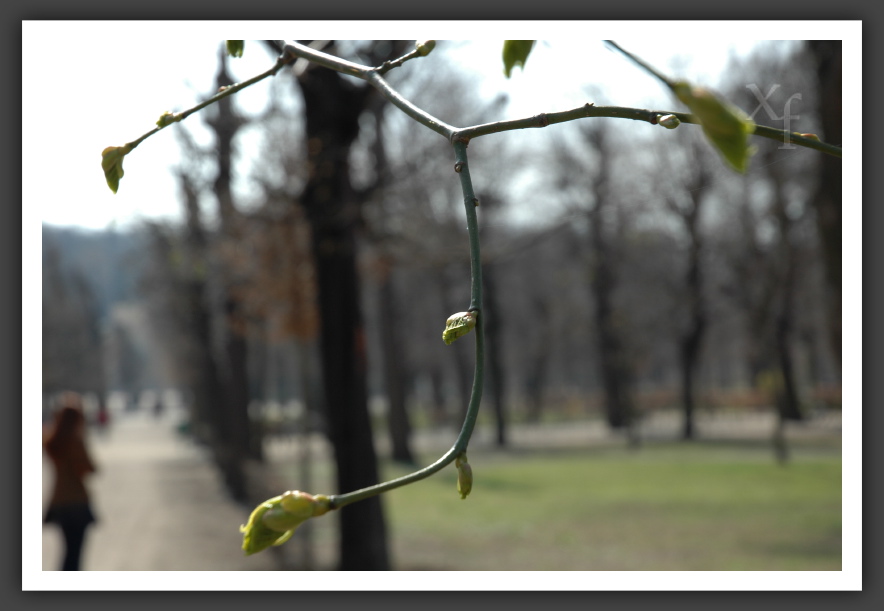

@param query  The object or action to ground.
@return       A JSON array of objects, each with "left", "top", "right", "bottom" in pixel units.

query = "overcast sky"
[{"left": 24, "top": 21, "right": 856, "bottom": 232}]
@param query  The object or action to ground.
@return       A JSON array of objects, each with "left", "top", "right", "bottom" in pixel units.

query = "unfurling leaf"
[
  {"left": 226, "top": 40, "right": 244, "bottom": 58},
  {"left": 442, "top": 311, "right": 477, "bottom": 345},
  {"left": 101, "top": 143, "right": 134, "bottom": 194},
  {"left": 502, "top": 40, "right": 535, "bottom": 78},
  {"left": 240, "top": 490, "right": 331, "bottom": 556},
  {"left": 671, "top": 82, "right": 756, "bottom": 173}
]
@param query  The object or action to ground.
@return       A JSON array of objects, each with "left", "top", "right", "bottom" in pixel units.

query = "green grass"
[{"left": 379, "top": 442, "right": 842, "bottom": 571}]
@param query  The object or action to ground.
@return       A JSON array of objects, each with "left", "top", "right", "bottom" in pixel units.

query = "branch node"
[
  {"left": 536, "top": 113, "right": 550, "bottom": 128},
  {"left": 454, "top": 161, "right": 465, "bottom": 173}
]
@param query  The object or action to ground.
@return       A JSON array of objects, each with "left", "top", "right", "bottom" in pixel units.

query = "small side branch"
[
  {"left": 456, "top": 104, "right": 841, "bottom": 158},
  {"left": 327, "top": 140, "right": 485, "bottom": 510}
]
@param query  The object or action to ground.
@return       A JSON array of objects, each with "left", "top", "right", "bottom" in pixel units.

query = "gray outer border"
[{"left": 12, "top": 1, "right": 875, "bottom": 609}]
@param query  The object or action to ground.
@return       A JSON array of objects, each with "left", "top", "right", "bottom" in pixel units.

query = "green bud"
[
  {"left": 156, "top": 111, "right": 179, "bottom": 128},
  {"left": 442, "top": 311, "right": 478, "bottom": 345},
  {"left": 415, "top": 40, "right": 436, "bottom": 57},
  {"left": 240, "top": 490, "right": 329, "bottom": 556},
  {"left": 455, "top": 454, "right": 473, "bottom": 500},
  {"left": 657, "top": 114, "right": 680, "bottom": 129}
]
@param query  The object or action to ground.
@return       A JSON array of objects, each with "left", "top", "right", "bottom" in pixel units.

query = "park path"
[
  {"left": 40, "top": 400, "right": 841, "bottom": 572},
  {"left": 41, "top": 409, "right": 280, "bottom": 571}
]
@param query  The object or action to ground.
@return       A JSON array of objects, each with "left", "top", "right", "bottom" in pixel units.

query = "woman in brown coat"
[{"left": 43, "top": 392, "right": 98, "bottom": 570}]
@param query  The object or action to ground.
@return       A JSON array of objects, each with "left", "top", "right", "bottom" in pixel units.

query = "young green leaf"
[
  {"left": 502, "top": 40, "right": 535, "bottom": 78},
  {"left": 226, "top": 40, "right": 244, "bottom": 58},
  {"left": 100, "top": 143, "right": 134, "bottom": 194},
  {"left": 671, "top": 82, "right": 756, "bottom": 173}
]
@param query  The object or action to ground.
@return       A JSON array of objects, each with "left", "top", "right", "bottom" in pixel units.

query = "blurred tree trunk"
[
  {"left": 584, "top": 126, "right": 636, "bottom": 436},
  {"left": 429, "top": 366, "right": 448, "bottom": 426},
  {"left": 524, "top": 296, "right": 552, "bottom": 424},
  {"left": 362, "top": 91, "right": 415, "bottom": 465},
  {"left": 297, "top": 59, "right": 389, "bottom": 571},
  {"left": 667, "top": 144, "right": 710, "bottom": 441},
  {"left": 725, "top": 187, "right": 778, "bottom": 391},
  {"left": 479, "top": 193, "right": 508, "bottom": 447},
  {"left": 481, "top": 258, "right": 507, "bottom": 446},
  {"left": 177, "top": 170, "right": 227, "bottom": 450},
  {"left": 205, "top": 50, "right": 256, "bottom": 500},
  {"left": 807, "top": 41, "right": 842, "bottom": 372},
  {"left": 769, "top": 160, "right": 804, "bottom": 425},
  {"left": 590, "top": 225, "right": 634, "bottom": 432},
  {"left": 376, "top": 255, "right": 415, "bottom": 464},
  {"left": 679, "top": 236, "right": 705, "bottom": 441}
]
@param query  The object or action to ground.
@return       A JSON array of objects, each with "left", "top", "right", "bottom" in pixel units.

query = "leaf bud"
[
  {"left": 442, "top": 311, "right": 477, "bottom": 345},
  {"left": 657, "top": 114, "right": 681, "bottom": 129},
  {"left": 156, "top": 111, "right": 179, "bottom": 128},
  {"left": 415, "top": 40, "right": 436, "bottom": 57},
  {"left": 455, "top": 454, "right": 473, "bottom": 500},
  {"left": 240, "top": 490, "right": 329, "bottom": 556}
]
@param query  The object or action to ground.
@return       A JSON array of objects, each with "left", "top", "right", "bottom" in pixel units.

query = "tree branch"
[{"left": 327, "top": 140, "right": 484, "bottom": 510}]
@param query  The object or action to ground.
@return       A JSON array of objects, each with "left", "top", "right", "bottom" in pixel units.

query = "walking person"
[{"left": 43, "top": 392, "right": 98, "bottom": 570}]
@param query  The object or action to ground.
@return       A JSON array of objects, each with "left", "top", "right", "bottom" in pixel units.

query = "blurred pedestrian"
[
  {"left": 95, "top": 399, "right": 110, "bottom": 436},
  {"left": 153, "top": 396, "right": 165, "bottom": 420},
  {"left": 43, "top": 392, "right": 98, "bottom": 570}
]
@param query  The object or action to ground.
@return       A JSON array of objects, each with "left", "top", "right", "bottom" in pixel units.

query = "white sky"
[
  {"left": 24, "top": 21, "right": 842, "bottom": 232},
  {"left": 24, "top": 21, "right": 862, "bottom": 591}
]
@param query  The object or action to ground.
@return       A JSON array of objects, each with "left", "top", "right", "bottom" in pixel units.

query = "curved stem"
[{"left": 328, "top": 140, "right": 484, "bottom": 510}]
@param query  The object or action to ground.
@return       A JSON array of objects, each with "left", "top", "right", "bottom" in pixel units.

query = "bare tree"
[{"left": 807, "top": 41, "right": 842, "bottom": 372}]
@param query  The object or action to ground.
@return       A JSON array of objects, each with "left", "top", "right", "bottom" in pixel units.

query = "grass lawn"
[{"left": 378, "top": 440, "right": 841, "bottom": 571}]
